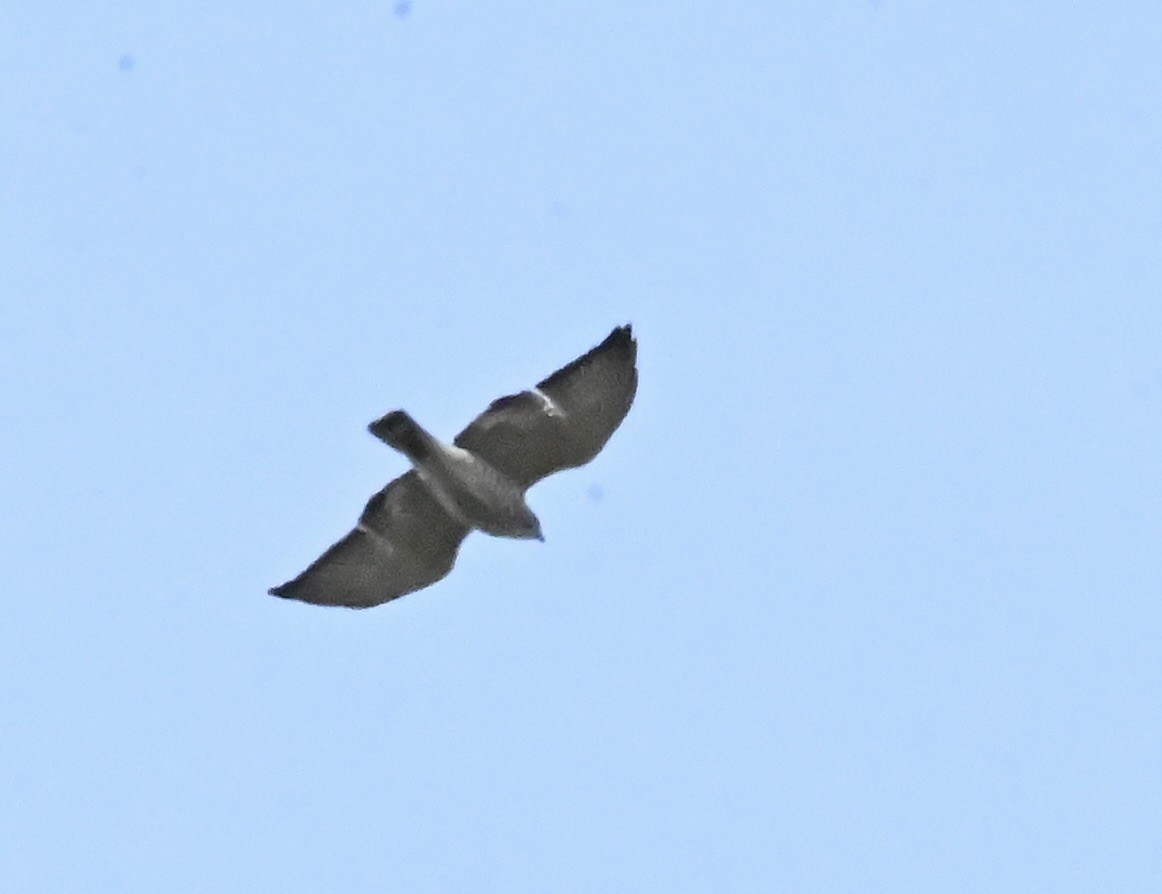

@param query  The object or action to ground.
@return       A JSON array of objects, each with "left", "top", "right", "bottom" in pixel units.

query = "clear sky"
[{"left": 3, "top": 2, "right": 1160, "bottom": 891}]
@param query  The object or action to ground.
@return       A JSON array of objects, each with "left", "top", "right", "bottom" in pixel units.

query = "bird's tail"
[{"left": 368, "top": 410, "right": 435, "bottom": 463}]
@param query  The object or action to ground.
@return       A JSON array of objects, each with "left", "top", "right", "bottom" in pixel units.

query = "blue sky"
[{"left": 3, "top": 2, "right": 1160, "bottom": 890}]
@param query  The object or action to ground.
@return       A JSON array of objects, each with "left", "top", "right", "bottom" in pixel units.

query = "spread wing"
[
  {"left": 269, "top": 471, "right": 469, "bottom": 608},
  {"left": 454, "top": 325, "right": 638, "bottom": 489}
]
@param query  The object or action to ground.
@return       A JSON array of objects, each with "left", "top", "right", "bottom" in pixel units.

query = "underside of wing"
[
  {"left": 269, "top": 471, "right": 469, "bottom": 608},
  {"left": 454, "top": 325, "right": 638, "bottom": 488}
]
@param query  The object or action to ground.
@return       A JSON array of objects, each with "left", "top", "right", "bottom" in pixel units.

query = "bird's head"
[{"left": 515, "top": 508, "right": 545, "bottom": 542}]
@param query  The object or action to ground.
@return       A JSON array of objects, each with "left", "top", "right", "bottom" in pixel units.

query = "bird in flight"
[{"left": 270, "top": 325, "right": 638, "bottom": 608}]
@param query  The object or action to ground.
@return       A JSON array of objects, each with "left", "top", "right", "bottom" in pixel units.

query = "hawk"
[{"left": 270, "top": 324, "right": 638, "bottom": 608}]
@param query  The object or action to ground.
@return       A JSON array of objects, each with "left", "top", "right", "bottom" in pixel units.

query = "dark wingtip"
[
  {"left": 600, "top": 323, "right": 635, "bottom": 354},
  {"left": 534, "top": 323, "right": 638, "bottom": 393},
  {"left": 608, "top": 324, "right": 636, "bottom": 360},
  {"left": 268, "top": 585, "right": 288, "bottom": 598}
]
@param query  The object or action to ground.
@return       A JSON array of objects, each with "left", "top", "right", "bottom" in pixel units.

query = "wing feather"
[
  {"left": 269, "top": 471, "right": 469, "bottom": 608},
  {"left": 454, "top": 325, "right": 638, "bottom": 488}
]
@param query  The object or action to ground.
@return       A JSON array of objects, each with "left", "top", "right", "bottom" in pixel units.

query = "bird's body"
[
  {"left": 270, "top": 324, "right": 637, "bottom": 608},
  {"left": 371, "top": 410, "right": 542, "bottom": 540}
]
